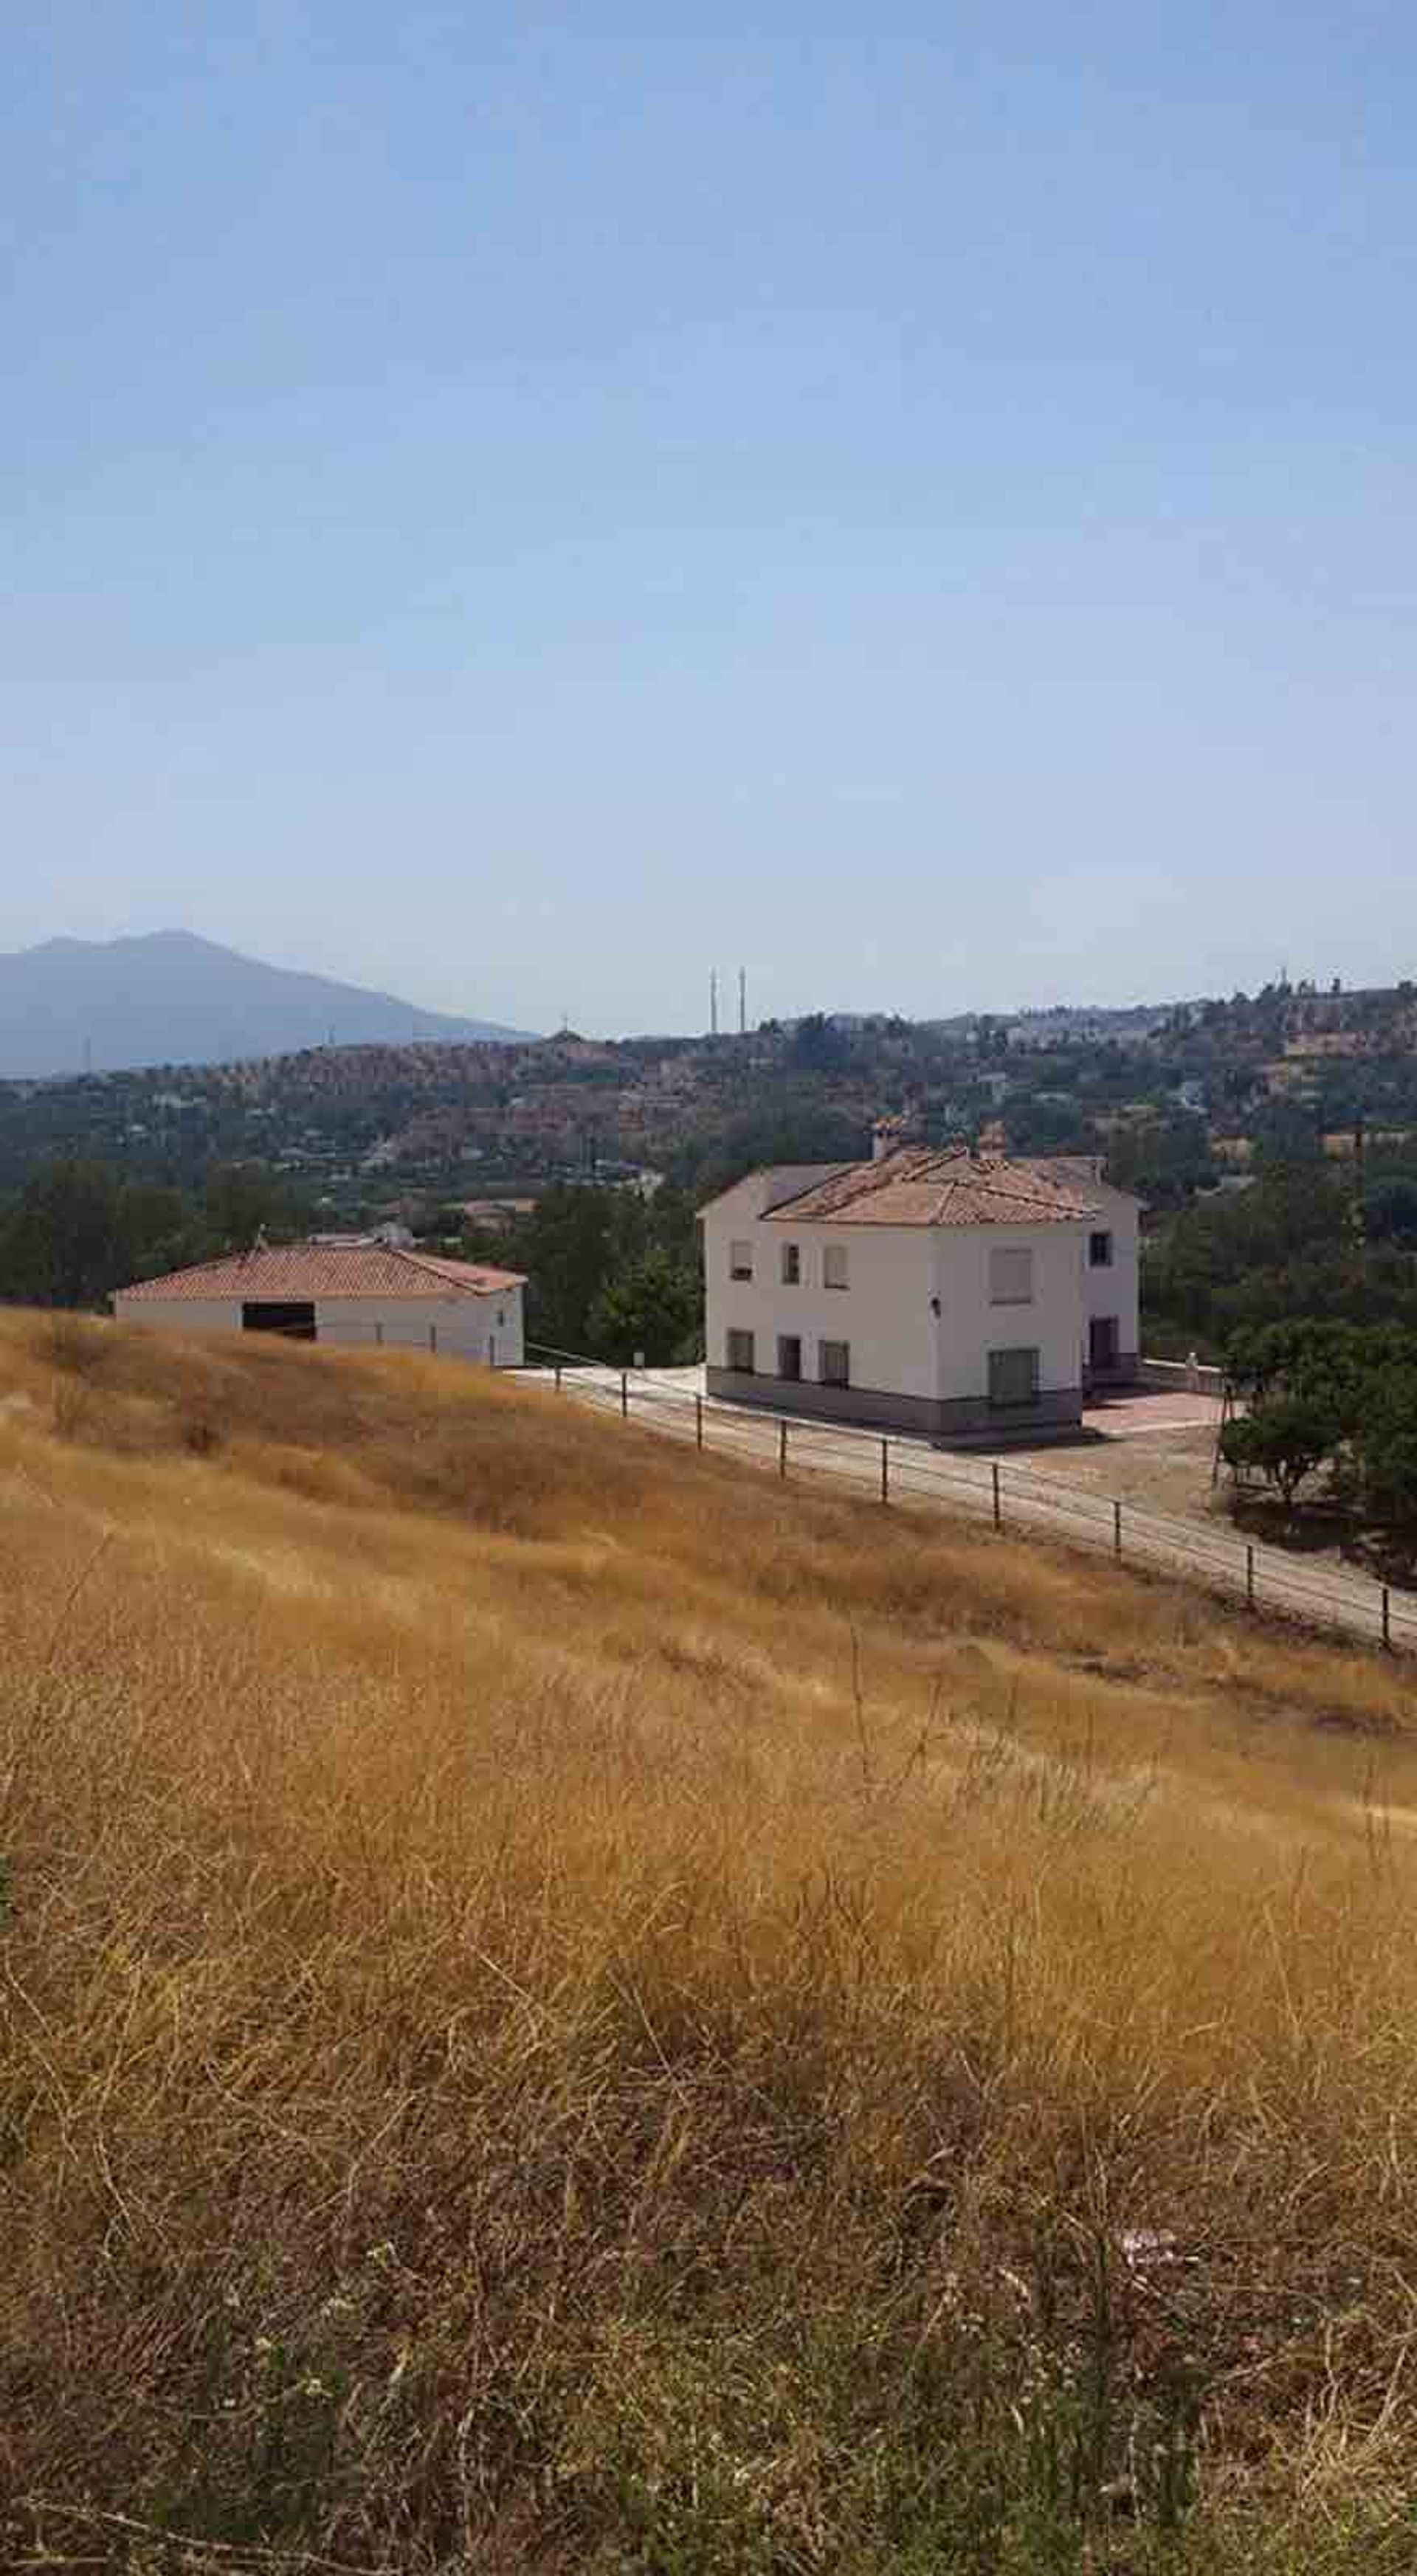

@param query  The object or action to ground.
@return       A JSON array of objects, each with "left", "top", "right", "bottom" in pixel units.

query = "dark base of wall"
[
  {"left": 706, "top": 1369, "right": 1085, "bottom": 1445},
  {"left": 1083, "top": 1351, "right": 1141, "bottom": 1391}
]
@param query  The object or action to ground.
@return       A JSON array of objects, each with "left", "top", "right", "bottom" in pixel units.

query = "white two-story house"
[{"left": 700, "top": 1141, "right": 1140, "bottom": 1442}]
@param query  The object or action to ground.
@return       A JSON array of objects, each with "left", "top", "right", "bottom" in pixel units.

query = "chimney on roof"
[{"left": 872, "top": 1116, "right": 903, "bottom": 1163}]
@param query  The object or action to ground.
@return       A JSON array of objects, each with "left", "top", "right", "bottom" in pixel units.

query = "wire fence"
[{"left": 523, "top": 1351, "right": 1417, "bottom": 1660}]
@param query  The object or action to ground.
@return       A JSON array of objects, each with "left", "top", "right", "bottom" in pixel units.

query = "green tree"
[
  {"left": 203, "top": 1161, "right": 306, "bottom": 1251},
  {"left": 0, "top": 1160, "right": 128, "bottom": 1308},
  {"left": 1349, "top": 1361, "right": 1417, "bottom": 1533},
  {"left": 1221, "top": 1396, "right": 1342, "bottom": 1511},
  {"left": 787, "top": 1012, "right": 849, "bottom": 1073},
  {"left": 511, "top": 1184, "right": 641, "bottom": 1358},
  {"left": 588, "top": 1247, "right": 700, "bottom": 1366},
  {"left": 1366, "top": 1177, "right": 1417, "bottom": 1249}
]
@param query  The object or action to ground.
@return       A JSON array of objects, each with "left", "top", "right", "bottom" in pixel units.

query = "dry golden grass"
[{"left": 2, "top": 1309, "right": 1416, "bottom": 2572}]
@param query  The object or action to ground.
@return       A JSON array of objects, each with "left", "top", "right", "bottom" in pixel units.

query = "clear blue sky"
[{"left": 5, "top": 4, "right": 1415, "bottom": 1035}]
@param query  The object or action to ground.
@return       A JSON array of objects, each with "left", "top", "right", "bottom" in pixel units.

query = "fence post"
[
  {"left": 1246, "top": 1544, "right": 1255, "bottom": 1612},
  {"left": 1113, "top": 1499, "right": 1122, "bottom": 1562},
  {"left": 620, "top": 1370, "right": 629, "bottom": 1420},
  {"left": 880, "top": 1438, "right": 889, "bottom": 1505},
  {"left": 430, "top": 1324, "right": 437, "bottom": 1355},
  {"left": 1383, "top": 1586, "right": 1392, "bottom": 1651},
  {"left": 695, "top": 1392, "right": 703, "bottom": 1450},
  {"left": 992, "top": 1462, "right": 1001, "bottom": 1531},
  {"left": 779, "top": 1419, "right": 787, "bottom": 1479},
  {"left": 375, "top": 1320, "right": 383, "bottom": 1347},
  {"left": 555, "top": 1361, "right": 562, "bottom": 1392}
]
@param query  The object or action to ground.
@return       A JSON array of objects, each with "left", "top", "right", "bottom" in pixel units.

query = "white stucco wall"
[
  {"left": 707, "top": 1208, "right": 939, "bottom": 1397},
  {"left": 928, "top": 1222, "right": 1086, "bottom": 1401},
  {"left": 113, "top": 1285, "right": 525, "bottom": 1365},
  {"left": 703, "top": 1188, "right": 1087, "bottom": 1406},
  {"left": 1075, "top": 1184, "right": 1140, "bottom": 1360},
  {"left": 112, "top": 1295, "right": 244, "bottom": 1333},
  {"left": 314, "top": 1288, "right": 524, "bottom": 1365}
]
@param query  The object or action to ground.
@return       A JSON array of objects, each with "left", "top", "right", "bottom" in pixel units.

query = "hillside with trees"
[{"left": 4, "top": 973, "right": 1417, "bottom": 1378}]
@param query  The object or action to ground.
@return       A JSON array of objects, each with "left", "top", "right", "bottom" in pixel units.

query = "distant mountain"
[{"left": 0, "top": 933, "right": 536, "bottom": 1077}]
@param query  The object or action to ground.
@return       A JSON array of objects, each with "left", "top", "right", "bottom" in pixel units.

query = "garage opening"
[{"left": 241, "top": 1300, "right": 316, "bottom": 1341}]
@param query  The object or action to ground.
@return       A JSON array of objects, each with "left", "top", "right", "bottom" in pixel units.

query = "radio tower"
[
  {"left": 709, "top": 970, "right": 718, "bottom": 1037},
  {"left": 738, "top": 967, "right": 747, "bottom": 1036}
]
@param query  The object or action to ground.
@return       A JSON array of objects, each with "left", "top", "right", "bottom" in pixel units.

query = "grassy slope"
[{"left": 2, "top": 1311, "right": 1416, "bottom": 2572}]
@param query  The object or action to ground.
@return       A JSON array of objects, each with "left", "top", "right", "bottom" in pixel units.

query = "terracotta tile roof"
[
  {"left": 1013, "top": 1156, "right": 1142, "bottom": 1205},
  {"left": 761, "top": 1146, "right": 1100, "bottom": 1228},
  {"left": 1013, "top": 1154, "right": 1105, "bottom": 1194},
  {"left": 117, "top": 1243, "right": 525, "bottom": 1302}
]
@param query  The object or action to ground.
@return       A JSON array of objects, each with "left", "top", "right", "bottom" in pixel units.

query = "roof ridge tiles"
[{"left": 759, "top": 1142, "right": 1100, "bottom": 1227}]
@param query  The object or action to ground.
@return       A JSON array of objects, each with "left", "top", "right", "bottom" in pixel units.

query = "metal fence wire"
[{"left": 525, "top": 1355, "right": 1416, "bottom": 1660}]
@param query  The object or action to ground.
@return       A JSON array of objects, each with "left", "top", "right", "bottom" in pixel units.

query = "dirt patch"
[{"left": 1007, "top": 1426, "right": 1227, "bottom": 1524}]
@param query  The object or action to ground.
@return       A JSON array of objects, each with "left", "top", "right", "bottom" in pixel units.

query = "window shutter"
[{"left": 989, "top": 1247, "right": 1034, "bottom": 1305}]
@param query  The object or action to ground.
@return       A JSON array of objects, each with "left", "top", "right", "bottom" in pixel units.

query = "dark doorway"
[
  {"left": 242, "top": 1301, "right": 316, "bottom": 1341},
  {"left": 777, "top": 1334, "right": 802, "bottom": 1381},
  {"left": 1089, "top": 1316, "right": 1120, "bottom": 1373}
]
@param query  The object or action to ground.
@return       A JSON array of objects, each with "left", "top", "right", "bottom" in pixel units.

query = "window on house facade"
[
  {"left": 781, "top": 1241, "right": 801, "bottom": 1285},
  {"left": 819, "top": 1338, "right": 850, "bottom": 1387},
  {"left": 1089, "top": 1230, "right": 1114, "bottom": 1269},
  {"left": 988, "top": 1346, "right": 1040, "bottom": 1409},
  {"left": 729, "top": 1239, "right": 753, "bottom": 1280},
  {"left": 725, "top": 1327, "right": 755, "bottom": 1372},
  {"left": 822, "top": 1243, "right": 849, "bottom": 1290},
  {"left": 777, "top": 1334, "right": 802, "bottom": 1381},
  {"left": 989, "top": 1246, "right": 1034, "bottom": 1305}
]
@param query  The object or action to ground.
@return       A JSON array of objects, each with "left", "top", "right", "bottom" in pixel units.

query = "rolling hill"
[
  {"left": 1, "top": 1309, "right": 1413, "bottom": 2569},
  {"left": 0, "top": 930, "right": 534, "bottom": 1075}
]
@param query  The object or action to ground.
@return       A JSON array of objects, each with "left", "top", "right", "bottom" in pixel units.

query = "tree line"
[
  {"left": 1143, "top": 1164, "right": 1417, "bottom": 1356},
  {"left": 0, "top": 1160, "right": 308, "bottom": 1311}
]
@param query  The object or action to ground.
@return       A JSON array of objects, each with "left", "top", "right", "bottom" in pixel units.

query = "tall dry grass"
[{"left": 2, "top": 1310, "right": 1416, "bottom": 2572}]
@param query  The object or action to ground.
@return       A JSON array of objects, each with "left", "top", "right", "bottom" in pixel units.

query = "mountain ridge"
[{"left": 0, "top": 930, "right": 535, "bottom": 1076}]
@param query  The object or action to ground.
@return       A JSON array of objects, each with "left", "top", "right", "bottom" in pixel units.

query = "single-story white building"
[
  {"left": 700, "top": 1140, "right": 1140, "bottom": 1442},
  {"left": 113, "top": 1238, "right": 527, "bottom": 1365}
]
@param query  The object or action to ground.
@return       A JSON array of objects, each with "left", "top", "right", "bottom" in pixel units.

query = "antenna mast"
[
  {"left": 738, "top": 967, "right": 746, "bottom": 1036},
  {"left": 709, "top": 970, "right": 718, "bottom": 1037}
]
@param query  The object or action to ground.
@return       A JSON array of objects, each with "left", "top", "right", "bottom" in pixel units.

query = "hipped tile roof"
[
  {"left": 117, "top": 1243, "right": 525, "bottom": 1302},
  {"left": 762, "top": 1145, "right": 1100, "bottom": 1229}
]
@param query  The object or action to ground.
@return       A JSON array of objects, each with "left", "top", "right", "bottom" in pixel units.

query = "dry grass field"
[{"left": 2, "top": 1310, "right": 1417, "bottom": 2572}]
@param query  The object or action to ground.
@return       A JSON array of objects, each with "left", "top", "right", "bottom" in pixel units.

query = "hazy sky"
[{"left": 5, "top": 5, "right": 1416, "bottom": 1035}]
